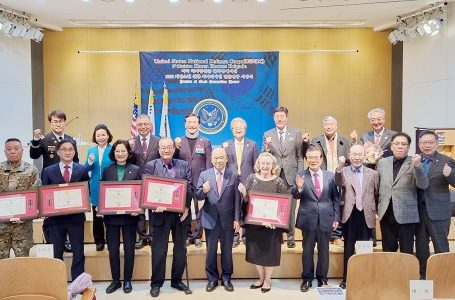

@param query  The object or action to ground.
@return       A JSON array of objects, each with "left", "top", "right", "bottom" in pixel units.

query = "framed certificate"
[
  {"left": 244, "top": 192, "right": 292, "bottom": 229},
  {"left": 0, "top": 190, "right": 39, "bottom": 222},
  {"left": 98, "top": 181, "right": 143, "bottom": 215},
  {"left": 140, "top": 175, "right": 187, "bottom": 213},
  {"left": 38, "top": 182, "right": 91, "bottom": 217}
]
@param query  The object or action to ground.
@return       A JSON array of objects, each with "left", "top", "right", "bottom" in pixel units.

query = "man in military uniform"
[{"left": 0, "top": 138, "right": 40, "bottom": 259}]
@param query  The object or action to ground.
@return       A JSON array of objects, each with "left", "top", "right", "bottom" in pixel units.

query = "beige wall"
[{"left": 43, "top": 28, "right": 391, "bottom": 160}]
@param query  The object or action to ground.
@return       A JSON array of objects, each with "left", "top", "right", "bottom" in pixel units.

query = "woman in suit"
[
  {"left": 85, "top": 124, "right": 114, "bottom": 251},
  {"left": 101, "top": 139, "right": 140, "bottom": 294}
]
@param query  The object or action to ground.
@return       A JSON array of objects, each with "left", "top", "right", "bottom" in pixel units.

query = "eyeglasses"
[
  {"left": 369, "top": 118, "right": 384, "bottom": 122},
  {"left": 306, "top": 156, "right": 321, "bottom": 161},
  {"left": 137, "top": 123, "right": 150, "bottom": 127},
  {"left": 392, "top": 142, "right": 409, "bottom": 146},
  {"left": 59, "top": 147, "right": 74, "bottom": 153},
  {"left": 50, "top": 120, "right": 65, "bottom": 125},
  {"left": 419, "top": 141, "right": 436, "bottom": 146},
  {"left": 159, "top": 146, "right": 174, "bottom": 151}
]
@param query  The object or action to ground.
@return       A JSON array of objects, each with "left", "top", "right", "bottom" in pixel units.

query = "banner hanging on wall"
[{"left": 139, "top": 51, "right": 279, "bottom": 146}]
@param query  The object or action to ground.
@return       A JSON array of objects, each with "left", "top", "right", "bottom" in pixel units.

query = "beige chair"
[
  {"left": 0, "top": 257, "right": 95, "bottom": 300},
  {"left": 346, "top": 252, "right": 419, "bottom": 300},
  {"left": 426, "top": 252, "right": 455, "bottom": 298}
]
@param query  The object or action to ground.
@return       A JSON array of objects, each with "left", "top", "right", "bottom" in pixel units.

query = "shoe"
[
  {"left": 171, "top": 281, "right": 189, "bottom": 292},
  {"left": 339, "top": 280, "right": 346, "bottom": 289},
  {"left": 123, "top": 281, "right": 132, "bottom": 293},
  {"left": 186, "top": 238, "right": 193, "bottom": 246},
  {"left": 332, "top": 239, "right": 344, "bottom": 247},
  {"left": 232, "top": 241, "right": 240, "bottom": 248},
  {"left": 261, "top": 287, "right": 271, "bottom": 293},
  {"left": 64, "top": 241, "right": 72, "bottom": 253},
  {"left": 287, "top": 237, "right": 296, "bottom": 248},
  {"left": 150, "top": 287, "right": 160, "bottom": 297},
  {"left": 135, "top": 239, "right": 147, "bottom": 250},
  {"left": 106, "top": 280, "right": 121, "bottom": 294},
  {"left": 206, "top": 281, "right": 218, "bottom": 292},
  {"left": 194, "top": 239, "right": 203, "bottom": 248},
  {"left": 250, "top": 283, "right": 263, "bottom": 289},
  {"left": 300, "top": 281, "right": 312, "bottom": 292},
  {"left": 317, "top": 279, "right": 328, "bottom": 287},
  {"left": 222, "top": 280, "right": 234, "bottom": 292},
  {"left": 95, "top": 243, "right": 105, "bottom": 251},
  {"left": 148, "top": 237, "right": 153, "bottom": 246}
]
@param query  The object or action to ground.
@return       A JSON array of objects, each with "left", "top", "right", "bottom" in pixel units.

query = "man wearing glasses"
[{"left": 377, "top": 132, "right": 429, "bottom": 254}]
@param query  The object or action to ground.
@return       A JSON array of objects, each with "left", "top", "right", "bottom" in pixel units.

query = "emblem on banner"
[{"left": 193, "top": 99, "right": 228, "bottom": 134}]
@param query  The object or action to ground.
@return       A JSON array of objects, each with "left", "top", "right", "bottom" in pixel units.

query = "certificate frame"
[
  {"left": 0, "top": 189, "right": 39, "bottom": 222},
  {"left": 244, "top": 192, "right": 292, "bottom": 230},
  {"left": 140, "top": 175, "right": 187, "bottom": 213},
  {"left": 38, "top": 181, "right": 91, "bottom": 217},
  {"left": 98, "top": 180, "right": 144, "bottom": 215}
]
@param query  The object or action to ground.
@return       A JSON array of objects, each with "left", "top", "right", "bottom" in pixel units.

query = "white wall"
[
  {"left": 403, "top": 3, "right": 455, "bottom": 151},
  {"left": 0, "top": 34, "right": 33, "bottom": 162}
]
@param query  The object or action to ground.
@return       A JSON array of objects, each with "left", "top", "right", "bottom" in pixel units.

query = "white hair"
[
  {"left": 367, "top": 108, "right": 385, "bottom": 119},
  {"left": 230, "top": 117, "right": 247, "bottom": 129},
  {"left": 322, "top": 115, "right": 337, "bottom": 125}
]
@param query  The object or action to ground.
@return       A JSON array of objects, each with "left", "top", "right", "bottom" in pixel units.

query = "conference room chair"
[{"left": 426, "top": 252, "right": 455, "bottom": 298}]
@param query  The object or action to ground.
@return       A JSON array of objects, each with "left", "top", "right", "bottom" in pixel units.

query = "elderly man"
[
  {"left": 0, "top": 138, "right": 40, "bottom": 259},
  {"left": 335, "top": 145, "right": 379, "bottom": 289},
  {"left": 415, "top": 130, "right": 455, "bottom": 278},
  {"left": 145, "top": 137, "right": 193, "bottom": 297}
]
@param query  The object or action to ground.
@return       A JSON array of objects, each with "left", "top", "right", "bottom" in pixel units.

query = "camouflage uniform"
[{"left": 0, "top": 160, "right": 40, "bottom": 259}]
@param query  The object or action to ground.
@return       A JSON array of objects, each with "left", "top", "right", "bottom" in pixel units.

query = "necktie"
[
  {"left": 423, "top": 158, "right": 431, "bottom": 175},
  {"left": 313, "top": 173, "right": 321, "bottom": 198},
  {"left": 353, "top": 168, "right": 363, "bottom": 211},
  {"left": 375, "top": 134, "right": 381, "bottom": 145},
  {"left": 279, "top": 131, "right": 285, "bottom": 153},
  {"left": 216, "top": 172, "right": 223, "bottom": 195},
  {"left": 235, "top": 142, "right": 243, "bottom": 175},
  {"left": 63, "top": 165, "right": 70, "bottom": 183},
  {"left": 58, "top": 136, "right": 63, "bottom": 141},
  {"left": 141, "top": 137, "right": 147, "bottom": 155}
]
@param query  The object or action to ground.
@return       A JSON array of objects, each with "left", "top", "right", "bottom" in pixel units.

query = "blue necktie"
[{"left": 423, "top": 158, "right": 431, "bottom": 175}]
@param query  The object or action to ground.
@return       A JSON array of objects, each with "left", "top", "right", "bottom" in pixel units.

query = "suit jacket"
[
  {"left": 377, "top": 156, "right": 429, "bottom": 224},
  {"left": 419, "top": 151, "right": 455, "bottom": 221},
  {"left": 310, "top": 134, "right": 350, "bottom": 171},
  {"left": 30, "top": 132, "right": 79, "bottom": 171},
  {"left": 101, "top": 163, "right": 141, "bottom": 226},
  {"left": 144, "top": 158, "right": 193, "bottom": 226},
  {"left": 262, "top": 127, "right": 304, "bottom": 185},
  {"left": 360, "top": 128, "right": 397, "bottom": 158},
  {"left": 175, "top": 136, "right": 212, "bottom": 187},
  {"left": 195, "top": 168, "right": 240, "bottom": 230},
  {"left": 291, "top": 169, "right": 340, "bottom": 232},
  {"left": 335, "top": 165, "right": 379, "bottom": 228},
  {"left": 132, "top": 134, "right": 160, "bottom": 174},
  {"left": 224, "top": 138, "right": 259, "bottom": 184},
  {"left": 41, "top": 162, "right": 89, "bottom": 224},
  {"left": 85, "top": 144, "right": 114, "bottom": 206}
]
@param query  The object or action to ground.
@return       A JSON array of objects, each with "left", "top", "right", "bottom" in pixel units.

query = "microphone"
[{"left": 66, "top": 116, "right": 79, "bottom": 126}]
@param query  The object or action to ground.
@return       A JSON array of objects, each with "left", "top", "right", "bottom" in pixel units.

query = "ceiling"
[{"left": 0, "top": 0, "right": 450, "bottom": 31}]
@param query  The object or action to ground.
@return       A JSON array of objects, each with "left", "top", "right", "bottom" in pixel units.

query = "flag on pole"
[
  {"left": 130, "top": 92, "right": 139, "bottom": 137},
  {"left": 159, "top": 82, "right": 171, "bottom": 138},
  {"left": 147, "top": 82, "right": 156, "bottom": 135}
]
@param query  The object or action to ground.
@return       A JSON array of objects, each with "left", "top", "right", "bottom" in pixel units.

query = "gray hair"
[
  {"left": 137, "top": 114, "right": 151, "bottom": 121},
  {"left": 322, "top": 115, "right": 337, "bottom": 125},
  {"left": 367, "top": 108, "right": 385, "bottom": 120},
  {"left": 230, "top": 117, "right": 247, "bottom": 130}
]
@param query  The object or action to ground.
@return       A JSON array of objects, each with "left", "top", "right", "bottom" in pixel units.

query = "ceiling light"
[
  {"left": 125, "top": 0, "right": 135, "bottom": 2},
  {"left": 169, "top": 0, "right": 179, "bottom": 2},
  {"left": 257, "top": 0, "right": 266, "bottom": 2},
  {"left": 213, "top": 0, "right": 223, "bottom": 3}
]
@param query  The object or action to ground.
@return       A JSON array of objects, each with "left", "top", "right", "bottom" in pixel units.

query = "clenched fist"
[
  {"left": 412, "top": 154, "right": 422, "bottom": 168},
  {"left": 338, "top": 156, "right": 346, "bottom": 168},
  {"left": 203, "top": 181, "right": 211, "bottom": 193},
  {"left": 222, "top": 142, "right": 229, "bottom": 149},
  {"left": 295, "top": 175, "right": 305, "bottom": 190},
  {"left": 443, "top": 163, "right": 452, "bottom": 177},
  {"left": 265, "top": 136, "right": 272, "bottom": 147},
  {"left": 174, "top": 137, "right": 182, "bottom": 150},
  {"left": 302, "top": 132, "right": 310, "bottom": 143},
  {"left": 350, "top": 130, "right": 358, "bottom": 142},
  {"left": 238, "top": 182, "right": 246, "bottom": 197},
  {"left": 33, "top": 129, "right": 44, "bottom": 140}
]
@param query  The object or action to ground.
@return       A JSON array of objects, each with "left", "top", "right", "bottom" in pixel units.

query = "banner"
[{"left": 139, "top": 51, "right": 279, "bottom": 146}]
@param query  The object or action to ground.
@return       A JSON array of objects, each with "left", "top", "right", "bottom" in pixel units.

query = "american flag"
[{"left": 130, "top": 93, "right": 139, "bottom": 137}]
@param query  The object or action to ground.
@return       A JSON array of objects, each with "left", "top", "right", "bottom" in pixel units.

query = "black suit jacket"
[
  {"left": 132, "top": 134, "right": 160, "bottom": 174},
  {"left": 41, "top": 162, "right": 89, "bottom": 224}
]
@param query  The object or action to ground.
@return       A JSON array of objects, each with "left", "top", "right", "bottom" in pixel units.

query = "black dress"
[{"left": 245, "top": 174, "right": 288, "bottom": 267}]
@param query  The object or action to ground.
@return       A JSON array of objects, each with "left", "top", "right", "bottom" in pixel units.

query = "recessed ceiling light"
[
  {"left": 170, "top": 0, "right": 179, "bottom": 3},
  {"left": 125, "top": 0, "right": 135, "bottom": 2},
  {"left": 257, "top": 0, "right": 266, "bottom": 2},
  {"left": 213, "top": 0, "right": 223, "bottom": 3}
]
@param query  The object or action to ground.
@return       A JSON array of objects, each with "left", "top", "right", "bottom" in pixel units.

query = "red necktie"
[
  {"left": 216, "top": 172, "right": 223, "bottom": 195},
  {"left": 314, "top": 173, "right": 321, "bottom": 198},
  {"left": 142, "top": 137, "right": 148, "bottom": 155},
  {"left": 63, "top": 165, "right": 70, "bottom": 183}
]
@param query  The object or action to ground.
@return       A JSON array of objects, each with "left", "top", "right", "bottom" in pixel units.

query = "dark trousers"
[
  {"left": 92, "top": 206, "right": 105, "bottom": 245},
  {"left": 43, "top": 217, "right": 51, "bottom": 243},
  {"left": 342, "top": 207, "right": 371, "bottom": 279},
  {"left": 204, "top": 223, "right": 234, "bottom": 282},
  {"left": 188, "top": 199, "right": 203, "bottom": 240},
  {"left": 49, "top": 222, "right": 85, "bottom": 280},
  {"left": 279, "top": 169, "right": 295, "bottom": 240},
  {"left": 301, "top": 226, "right": 331, "bottom": 282},
  {"left": 106, "top": 223, "right": 137, "bottom": 281},
  {"left": 137, "top": 213, "right": 152, "bottom": 241},
  {"left": 415, "top": 203, "right": 450, "bottom": 277},
  {"left": 233, "top": 227, "right": 246, "bottom": 243},
  {"left": 380, "top": 203, "right": 417, "bottom": 254},
  {"left": 331, "top": 223, "right": 343, "bottom": 240},
  {"left": 150, "top": 213, "right": 188, "bottom": 287}
]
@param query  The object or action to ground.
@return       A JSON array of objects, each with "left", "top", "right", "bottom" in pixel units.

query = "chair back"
[{"left": 426, "top": 252, "right": 455, "bottom": 298}]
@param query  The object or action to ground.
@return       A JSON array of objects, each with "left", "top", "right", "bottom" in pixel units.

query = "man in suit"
[
  {"left": 291, "top": 147, "right": 340, "bottom": 292},
  {"left": 41, "top": 139, "right": 89, "bottom": 281},
  {"left": 132, "top": 114, "right": 160, "bottom": 249},
  {"left": 175, "top": 112, "right": 212, "bottom": 248},
  {"left": 223, "top": 117, "right": 258, "bottom": 247},
  {"left": 377, "top": 132, "right": 429, "bottom": 254},
  {"left": 30, "top": 110, "right": 78, "bottom": 252},
  {"left": 263, "top": 106, "right": 304, "bottom": 248},
  {"left": 145, "top": 137, "right": 193, "bottom": 297},
  {"left": 415, "top": 130, "right": 455, "bottom": 278},
  {"left": 195, "top": 147, "right": 240, "bottom": 292},
  {"left": 335, "top": 144, "right": 379, "bottom": 289},
  {"left": 310, "top": 115, "right": 350, "bottom": 247}
]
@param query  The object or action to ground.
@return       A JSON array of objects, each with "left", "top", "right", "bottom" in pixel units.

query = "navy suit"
[
  {"left": 195, "top": 168, "right": 240, "bottom": 282},
  {"left": 144, "top": 158, "right": 193, "bottom": 288},
  {"left": 42, "top": 162, "right": 89, "bottom": 281},
  {"left": 101, "top": 163, "right": 141, "bottom": 282},
  {"left": 291, "top": 169, "right": 340, "bottom": 283}
]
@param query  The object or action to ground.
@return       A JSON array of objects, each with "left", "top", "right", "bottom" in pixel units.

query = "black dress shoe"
[
  {"left": 194, "top": 239, "right": 203, "bottom": 248},
  {"left": 222, "top": 280, "right": 234, "bottom": 292},
  {"left": 287, "top": 238, "right": 296, "bottom": 248},
  {"left": 339, "top": 280, "right": 346, "bottom": 289},
  {"left": 95, "top": 243, "right": 105, "bottom": 251},
  {"left": 250, "top": 283, "right": 263, "bottom": 289},
  {"left": 123, "top": 281, "right": 132, "bottom": 293},
  {"left": 206, "top": 281, "right": 218, "bottom": 292},
  {"left": 63, "top": 241, "right": 72, "bottom": 253},
  {"left": 317, "top": 279, "right": 328, "bottom": 287},
  {"left": 135, "top": 239, "right": 147, "bottom": 250},
  {"left": 150, "top": 287, "right": 160, "bottom": 297},
  {"left": 300, "top": 282, "right": 312, "bottom": 292},
  {"left": 232, "top": 241, "right": 240, "bottom": 248},
  {"left": 171, "top": 281, "right": 189, "bottom": 292},
  {"left": 106, "top": 280, "right": 122, "bottom": 294},
  {"left": 261, "top": 287, "right": 271, "bottom": 293}
]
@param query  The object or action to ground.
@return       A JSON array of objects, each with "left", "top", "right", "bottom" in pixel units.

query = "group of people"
[{"left": 0, "top": 106, "right": 454, "bottom": 296}]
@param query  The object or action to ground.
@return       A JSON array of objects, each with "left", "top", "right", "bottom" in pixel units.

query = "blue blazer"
[
  {"left": 85, "top": 144, "right": 114, "bottom": 206},
  {"left": 42, "top": 162, "right": 90, "bottom": 224}
]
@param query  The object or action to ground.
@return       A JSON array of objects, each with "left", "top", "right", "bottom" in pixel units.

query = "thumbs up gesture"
[
  {"left": 203, "top": 181, "right": 211, "bottom": 193},
  {"left": 443, "top": 163, "right": 452, "bottom": 177}
]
